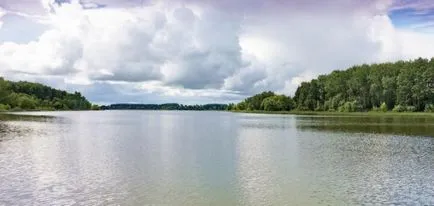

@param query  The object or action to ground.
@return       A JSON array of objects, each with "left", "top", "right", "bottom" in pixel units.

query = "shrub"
[
  {"left": 324, "top": 100, "right": 332, "bottom": 111},
  {"left": 380, "top": 102, "right": 388, "bottom": 112},
  {"left": 406, "top": 106, "right": 417, "bottom": 112},
  {"left": 338, "top": 102, "right": 351, "bottom": 112},
  {"left": 10, "top": 107, "right": 22, "bottom": 112},
  {"left": 338, "top": 101, "right": 363, "bottom": 112},
  {"left": 371, "top": 106, "right": 380, "bottom": 112},
  {"left": 0, "top": 104, "right": 11, "bottom": 111},
  {"left": 315, "top": 105, "right": 324, "bottom": 111},
  {"left": 425, "top": 104, "right": 434, "bottom": 112},
  {"left": 20, "top": 97, "right": 37, "bottom": 110},
  {"left": 392, "top": 105, "right": 406, "bottom": 112},
  {"left": 338, "top": 103, "right": 346, "bottom": 112},
  {"left": 296, "top": 106, "right": 310, "bottom": 111},
  {"left": 236, "top": 102, "right": 247, "bottom": 110},
  {"left": 353, "top": 101, "right": 363, "bottom": 112}
]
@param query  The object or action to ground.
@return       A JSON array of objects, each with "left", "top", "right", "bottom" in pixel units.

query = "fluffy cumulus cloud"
[{"left": 0, "top": 0, "right": 434, "bottom": 104}]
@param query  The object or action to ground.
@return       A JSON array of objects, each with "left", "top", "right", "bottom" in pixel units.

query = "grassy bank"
[{"left": 231, "top": 110, "right": 434, "bottom": 117}]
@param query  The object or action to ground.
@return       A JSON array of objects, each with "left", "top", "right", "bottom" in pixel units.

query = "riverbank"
[{"left": 231, "top": 110, "right": 434, "bottom": 117}]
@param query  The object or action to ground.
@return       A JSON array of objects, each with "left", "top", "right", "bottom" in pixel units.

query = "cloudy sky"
[{"left": 0, "top": 0, "right": 434, "bottom": 104}]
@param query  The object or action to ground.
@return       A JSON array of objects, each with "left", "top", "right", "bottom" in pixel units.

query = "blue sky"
[
  {"left": 0, "top": 0, "right": 434, "bottom": 104},
  {"left": 390, "top": 7, "right": 434, "bottom": 31}
]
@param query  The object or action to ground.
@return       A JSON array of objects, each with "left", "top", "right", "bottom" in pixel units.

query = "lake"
[{"left": 1, "top": 111, "right": 433, "bottom": 205}]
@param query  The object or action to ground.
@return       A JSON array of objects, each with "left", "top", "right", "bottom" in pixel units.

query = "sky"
[{"left": 0, "top": 0, "right": 434, "bottom": 104}]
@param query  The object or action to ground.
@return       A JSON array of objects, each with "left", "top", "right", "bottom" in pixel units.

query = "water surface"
[{"left": 0, "top": 111, "right": 433, "bottom": 205}]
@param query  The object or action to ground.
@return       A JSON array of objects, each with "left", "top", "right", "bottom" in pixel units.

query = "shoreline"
[
  {"left": 2, "top": 110, "right": 434, "bottom": 118},
  {"left": 231, "top": 110, "right": 434, "bottom": 117}
]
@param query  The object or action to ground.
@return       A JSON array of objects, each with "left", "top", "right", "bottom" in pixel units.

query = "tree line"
[
  {"left": 101, "top": 103, "right": 228, "bottom": 111},
  {"left": 227, "top": 91, "right": 295, "bottom": 111},
  {"left": 0, "top": 77, "right": 94, "bottom": 111},
  {"left": 232, "top": 58, "right": 434, "bottom": 113}
]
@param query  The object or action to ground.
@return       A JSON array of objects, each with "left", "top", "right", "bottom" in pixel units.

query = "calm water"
[{"left": 0, "top": 111, "right": 434, "bottom": 205}]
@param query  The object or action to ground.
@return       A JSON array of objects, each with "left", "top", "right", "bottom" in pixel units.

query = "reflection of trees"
[
  {"left": 0, "top": 122, "right": 25, "bottom": 142},
  {"left": 294, "top": 126, "right": 400, "bottom": 204},
  {"left": 295, "top": 116, "right": 434, "bottom": 137},
  {"left": 0, "top": 122, "right": 8, "bottom": 141},
  {"left": 296, "top": 118, "right": 434, "bottom": 204},
  {"left": 0, "top": 119, "right": 41, "bottom": 142}
]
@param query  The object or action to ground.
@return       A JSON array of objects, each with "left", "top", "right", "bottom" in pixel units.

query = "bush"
[
  {"left": 261, "top": 95, "right": 294, "bottom": 111},
  {"left": 296, "top": 106, "right": 310, "bottom": 111},
  {"left": 380, "top": 102, "right": 388, "bottom": 112},
  {"left": 10, "top": 107, "right": 23, "bottom": 112},
  {"left": 392, "top": 105, "right": 406, "bottom": 112},
  {"left": 371, "top": 106, "right": 380, "bottom": 112},
  {"left": 37, "top": 106, "right": 55, "bottom": 111},
  {"left": 338, "top": 101, "right": 362, "bottom": 112},
  {"left": 236, "top": 102, "right": 247, "bottom": 110},
  {"left": 324, "top": 100, "right": 332, "bottom": 111},
  {"left": 315, "top": 102, "right": 324, "bottom": 111},
  {"left": 0, "top": 104, "right": 11, "bottom": 111},
  {"left": 406, "top": 106, "right": 417, "bottom": 112},
  {"left": 19, "top": 97, "right": 37, "bottom": 110},
  {"left": 425, "top": 104, "right": 434, "bottom": 112},
  {"left": 338, "top": 102, "right": 351, "bottom": 112}
]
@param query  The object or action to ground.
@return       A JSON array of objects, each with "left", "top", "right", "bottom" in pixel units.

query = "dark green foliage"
[
  {"left": 0, "top": 77, "right": 92, "bottom": 111},
  {"left": 261, "top": 95, "right": 294, "bottom": 111},
  {"left": 235, "top": 102, "right": 247, "bottom": 111},
  {"left": 338, "top": 101, "right": 363, "bottom": 112},
  {"left": 91, "top": 104, "right": 101, "bottom": 110},
  {"left": 380, "top": 102, "right": 388, "bottom": 112},
  {"left": 234, "top": 93, "right": 294, "bottom": 112},
  {"left": 406, "top": 106, "right": 417, "bottom": 112},
  {"left": 294, "top": 58, "right": 434, "bottom": 112},
  {"left": 392, "top": 105, "right": 406, "bottom": 112},
  {"left": 241, "top": 91, "right": 275, "bottom": 110},
  {"left": 226, "top": 103, "right": 235, "bottom": 111},
  {"left": 0, "top": 104, "right": 10, "bottom": 111},
  {"left": 425, "top": 104, "right": 434, "bottom": 112},
  {"left": 18, "top": 95, "right": 38, "bottom": 110}
]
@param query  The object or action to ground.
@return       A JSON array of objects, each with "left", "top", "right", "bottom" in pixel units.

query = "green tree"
[
  {"left": 236, "top": 102, "right": 247, "bottom": 111},
  {"left": 261, "top": 95, "right": 294, "bottom": 111},
  {"left": 91, "top": 104, "right": 101, "bottom": 110},
  {"left": 290, "top": 58, "right": 433, "bottom": 113},
  {"left": 243, "top": 91, "right": 275, "bottom": 110}
]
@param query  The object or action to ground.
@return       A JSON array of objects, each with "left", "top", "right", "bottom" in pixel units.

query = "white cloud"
[
  {"left": 0, "top": 7, "right": 5, "bottom": 29},
  {"left": 1, "top": 1, "right": 244, "bottom": 89},
  {"left": 0, "top": 0, "right": 434, "bottom": 103}
]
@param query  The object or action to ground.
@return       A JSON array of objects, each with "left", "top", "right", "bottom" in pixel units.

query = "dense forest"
[
  {"left": 232, "top": 58, "right": 434, "bottom": 112},
  {"left": 227, "top": 91, "right": 295, "bottom": 111},
  {"left": 101, "top": 103, "right": 228, "bottom": 111},
  {"left": 0, "top": 77, "right": 94, "bottom": 111}
]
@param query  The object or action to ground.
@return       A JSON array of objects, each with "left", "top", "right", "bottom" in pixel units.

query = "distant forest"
[
  {"left": 0, "top": 77, "right": 94, "bottom": 111},
  {"left": 231, "top": 58, "right": 434, "bottom": 113},
  {"left": 101, "top": 104, "right": 228, "bottom": 111}
]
